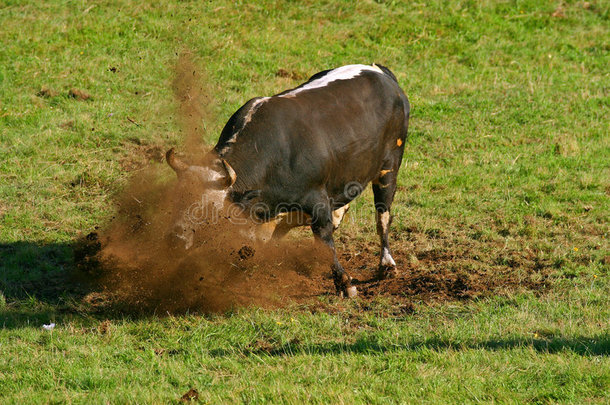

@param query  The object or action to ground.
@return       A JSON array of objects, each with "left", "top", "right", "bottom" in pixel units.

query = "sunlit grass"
[{"left": 1, "top": 0, "right": 608, "bottom": 403}]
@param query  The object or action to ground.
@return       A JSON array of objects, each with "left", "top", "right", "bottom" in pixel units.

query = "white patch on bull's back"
[
  {"left": 280, "top": 64, "right": 383, "bottom": 98},
  {"left": 219, "top": 65, "right": 383, "bottom": 155}
]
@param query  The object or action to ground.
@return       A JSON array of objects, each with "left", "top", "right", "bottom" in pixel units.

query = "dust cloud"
[{"left": 75, "top": 53, "right": 331, "bottom": 314}]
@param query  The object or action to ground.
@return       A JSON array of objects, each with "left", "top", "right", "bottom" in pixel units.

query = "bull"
[{"left": 166, "top": 64, "right": 410, "bottom": 298}]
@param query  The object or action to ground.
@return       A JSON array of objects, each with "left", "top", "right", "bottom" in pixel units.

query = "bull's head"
[{"left": 166, "top": 148, "right": 236, "bottom": 249}]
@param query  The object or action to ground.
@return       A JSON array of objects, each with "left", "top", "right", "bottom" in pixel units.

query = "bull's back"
[
  {"left": 218, "top": 66, "right": 409, "bottom": 208},
  {"left": 276, "top": 71, "right": 408, "bottom": 201}
]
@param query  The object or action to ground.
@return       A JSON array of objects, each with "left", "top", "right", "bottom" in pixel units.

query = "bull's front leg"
[{"left": 309, "top": 199, "right": 357, "bottom": 298}]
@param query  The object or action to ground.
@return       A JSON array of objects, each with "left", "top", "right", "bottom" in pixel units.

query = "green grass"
[
  {"left": 1, "top": 292, "right": 609, "bottom": 403},
  {"left": 1, "top": 0, "right": 609, "bottom": 403}
]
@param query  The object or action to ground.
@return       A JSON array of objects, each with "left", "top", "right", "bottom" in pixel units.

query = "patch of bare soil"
[
  {"left": 179, "top": 388, "right": 199, "bottom": 402},
  {"left": 340, "top": 240, "right": 551, "bottom": 302},
  {"left": 74, "top": 207, "right": 552, "bottom": 314}
]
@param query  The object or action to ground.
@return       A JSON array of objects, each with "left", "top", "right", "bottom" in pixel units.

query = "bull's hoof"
[
  {"left": 338, "top": 285, "right": 358, "bottom": 298},
  {"left": 377, "top": 265, "right": 399, "bottom": 280},
  {"left": 346, "top": 286, "right": 358, "bottom": 298},
  {"left": 334, "top": 272, "right": 357, "bottom": 298}
]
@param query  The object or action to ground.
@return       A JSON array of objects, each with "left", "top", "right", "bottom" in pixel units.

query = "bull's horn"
[
  {"left": 221, "top": 159, "right": 237, "bottom": 186},
  {"left": 166, "top": 148, "right": 189, "bottom": 174}
]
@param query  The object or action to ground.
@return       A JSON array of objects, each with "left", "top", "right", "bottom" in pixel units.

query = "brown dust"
[{"left": 75, "top": 53, "right": 332, "bottom": 313}]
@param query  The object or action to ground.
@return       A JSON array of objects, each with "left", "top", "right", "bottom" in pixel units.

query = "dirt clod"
[
  {"left": 238, "top": 245, "right": 255, "bottom": 260},
  {"left": 551, "top": 6, "right": 565, "bottom": 18},
  {"left": 276, "top": 68, "right": 306, "bottom": 80},
  {"left": 97, "top": 319, "right": 111, "bottom": 335},
  {"left": 180, "top": 388, "right": 199, "bottom": 402},
  {"left": 37, "top": 86, "right": 58, "bottom": 98},
  {"left": 68, "top": 88, "right": 92, "bottom": 101}
]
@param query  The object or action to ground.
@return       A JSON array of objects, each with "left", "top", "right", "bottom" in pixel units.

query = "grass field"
[{"left": 1, "top": 0, "right": 609, "bottom": 403}]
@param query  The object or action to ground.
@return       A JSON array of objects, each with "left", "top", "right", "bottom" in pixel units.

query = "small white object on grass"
[{"left": 42, "top": 323, "right": 56, "bottom": 331}]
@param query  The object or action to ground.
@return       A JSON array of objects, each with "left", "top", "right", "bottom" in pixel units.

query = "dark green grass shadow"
[
  {"left": 210, "top": 334, "right": 610, "bottom": 358},
  {"left": 0, "top": 241, "right": 82, "bottom": 302},
  {"left": 0, "top": 241, "right": 107, "bottom": 328}
]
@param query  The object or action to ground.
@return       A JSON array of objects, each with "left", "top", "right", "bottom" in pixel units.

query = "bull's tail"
[{"left": 373, "top": 63, "right": 398, "bottom": 83}]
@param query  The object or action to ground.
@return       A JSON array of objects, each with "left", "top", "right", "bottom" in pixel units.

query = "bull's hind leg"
[{"left": 373, "top": 168, "right": 399, "bottom": 279}]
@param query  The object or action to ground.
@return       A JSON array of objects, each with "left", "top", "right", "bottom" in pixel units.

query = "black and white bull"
[{"left": 166, "top": 64, "right": 410, "bottom": 298}]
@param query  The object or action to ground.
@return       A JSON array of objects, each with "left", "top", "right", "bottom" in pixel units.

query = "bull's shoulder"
[{"left": 215, "top": 97, "right": 268, "bottom": 156}]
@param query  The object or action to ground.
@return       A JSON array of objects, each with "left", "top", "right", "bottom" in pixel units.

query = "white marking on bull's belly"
[
  {"left": 332, "top": 204, "right": 350, "bottom": 230},
  {"left": 280, "top": 64, "right": 383, "bottom": 98}
]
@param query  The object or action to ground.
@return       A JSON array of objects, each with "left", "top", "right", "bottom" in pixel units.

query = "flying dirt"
[{"left": 74, "top": 53, "right": 339, "bottom": 313}]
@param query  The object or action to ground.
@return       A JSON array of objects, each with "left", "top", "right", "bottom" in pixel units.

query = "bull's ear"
[{"left": 221, "top": 159, "right": 237, "bottom": 187}]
